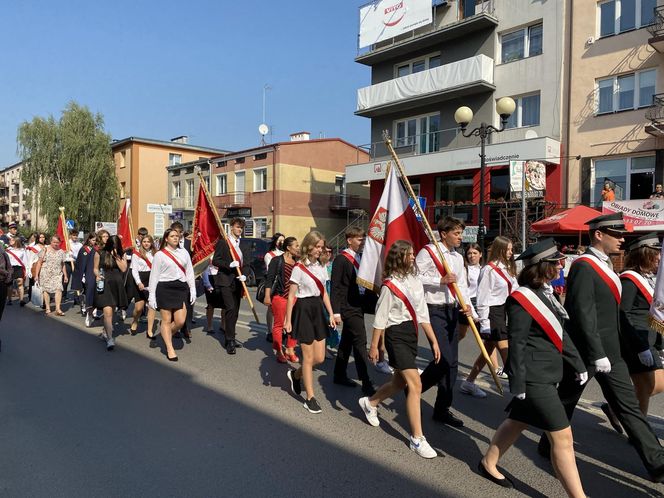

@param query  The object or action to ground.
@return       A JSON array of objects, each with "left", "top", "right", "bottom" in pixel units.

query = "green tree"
[{"left": 17, "top": 101, "right": 119, "bottom": 232}]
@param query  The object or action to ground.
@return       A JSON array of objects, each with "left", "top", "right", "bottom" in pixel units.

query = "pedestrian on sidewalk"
[
  {"left": 34, "top": 235, "right": 68, "bottom": 316},
  {"left": 93, "top": 235, "right": 128, "bottom": 351}
]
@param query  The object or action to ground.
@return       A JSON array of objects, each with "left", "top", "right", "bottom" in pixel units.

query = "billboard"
[
  {"left": 359, "top": 0, "right": 433, "bottom": 49},
  {"left": 94, "top": 221, "right": 117, "bottom": 235},
  {"left": 510, "top": 160, "right": 546, "bottom": 199},
  {"left": 602, "top": 199, "right": 664, "bottom": 231}
]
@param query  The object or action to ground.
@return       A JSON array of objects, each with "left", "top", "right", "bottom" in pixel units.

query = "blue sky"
[{"left": 0, "top": 0, "right": 370, "bottom": 165}]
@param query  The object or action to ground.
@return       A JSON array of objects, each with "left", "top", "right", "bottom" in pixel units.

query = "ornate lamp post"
[{"left": 454, "top": 97, "right": 516, "bottom": 254}]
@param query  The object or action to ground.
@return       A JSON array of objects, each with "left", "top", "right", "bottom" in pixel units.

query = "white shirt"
[
  {"left": 588, "top": 246, "right": 611, "bottom": 267},
  {"left": 476, "top": 260, "right": 519, "bottom": 331},
  {"left": 264, "top": 248, "right": 283, "bottom": 269},
  {"left": 208, "top": 255, "right": 219, "bottom": 276},
  {"left": 416, "top": 242, "right": 477, "bottom": 317},
  {"left": 290, "top": 260, "right": 327, "bottom": 298},
  {"left": 148, "top": 248, "right": 196, "bottom": 300},
  {"left": 26, "top": 244, "right": 43, "bottom": 269},
  {"left": 228, "top": 234, "right": 243, "bottom": 265},
  {"left": 6, "top": 248, "right": 28, "bottom": 269},
  {"left": 70, "top": 240, "right": 82, "bottom": 261},
  {"left": 373, "top": 274, "right": 430, "bottom": 330},
  {"left": 131, "top": 250, "right": 154, "bottom": 286},
  {"left": 467, "top": 264, "right": 481, "bottom": 298}
]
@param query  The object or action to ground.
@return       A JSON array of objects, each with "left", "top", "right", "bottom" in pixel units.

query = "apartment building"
[
  {"left": 166, "top": 158, "right": 213, "bottom": 232},
  {"left": 347, "top": 0, "right": 566, "bottom": 239},
  {"left": 112, "top": 136, "right": 228, "bottom": 235},
  {"left": 208, "top": 133, "right": 370, "bottom": 240},
  {"left": 567, "top": 0, "right": 663, "bottom": 206},
  {"left": 0, "top": 161, "right": 46, "bottom": 229}
]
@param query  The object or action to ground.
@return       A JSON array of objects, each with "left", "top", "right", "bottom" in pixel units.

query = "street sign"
[
  {"left": 147, "top": 203, "right": 173, "bottom": 214},
  {"left": 463, "top": 226, "right": 479, "bottom": 243},
  {"left": 65, "top": 219, "right": 75, "bottom": 230},
  {"left": 409, "top": 196, "right": 426, "bottom": 220}
]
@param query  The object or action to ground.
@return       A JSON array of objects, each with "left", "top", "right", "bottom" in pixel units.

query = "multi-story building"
[
  {"left": 112, "top": 136, "right": 228, "bottom": 235},
  {"left": 346, "top": 0, "right": 567, "bottom": 242},
  {"left": 568, "top": 0, "right": 663, "bottom": 206},
  {"left": 0, "top": 161, "right": 46, "bottom": 229},
  {"left": 166, "top": 158, "right": 213, "bottom": 232},
  {"left": 207, "top": 132, "right": 370, "bottom": 241}
]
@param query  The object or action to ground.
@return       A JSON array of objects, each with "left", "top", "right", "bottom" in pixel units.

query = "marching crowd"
[{"left": 1, "top": 212, "right": 664, "bottom": 496}]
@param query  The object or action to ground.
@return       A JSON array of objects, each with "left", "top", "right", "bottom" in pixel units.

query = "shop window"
[
  {"left": 592, "top": 155, "right": 655, "bottom": 204},
  {"left": 434, "top": 174, "right": 474, "bottom": 223}
]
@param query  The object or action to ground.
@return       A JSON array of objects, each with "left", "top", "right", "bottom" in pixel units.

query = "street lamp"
[{"left": 454, "top": 96, "right": 516, "bottom": 254}]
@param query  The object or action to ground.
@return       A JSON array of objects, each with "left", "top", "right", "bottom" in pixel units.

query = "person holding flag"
[
  {"left": 358, "top": 240, "right": 441, "bottom": 458},
  {"left": 417, "top": 216, "right": 476, "bottom": 428},
  {"left": 537, "top": 213, "right": 664, "bottom": 483}
]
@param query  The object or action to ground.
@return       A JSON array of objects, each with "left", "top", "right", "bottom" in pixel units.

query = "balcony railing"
[
  {"left": 361, "top": 127, "right": 461, "bottom": 161},
  {"left": 647, "top": 5, "right": 664, "bottom": 37},
  {"left": 172, "top": 197, "right": 195, "bottom": 210},
  {"left": 329, "top": 194, "right": 365, "bottom": 211},
  {"left": 356, "top": 54, "right": 493, "bottom": 117},
  {"left": 214, "top": 192, "right": 252, "bottom": 209}
]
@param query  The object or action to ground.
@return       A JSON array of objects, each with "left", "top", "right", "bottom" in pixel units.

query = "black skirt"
[
  {"left": 506, "top": 382, "right": 570, "bottom": 432},
  {"left": 458, "top": 297, "right": 477, "bottom": 326},
  {"left": 93, "top": 268, "right": 129, "bottom": 309},
  {"left": 292, "top": 296, "right": 327, "bottom": 345},
  {"left": 11, "top": 266, "right": 23, "bottom": 281},
  {"left": 127, "top": 271, "right": 151, "bottom": 303},
  {"left": 156, "top": 280, "right": 189, "bottom": 310},
  {"left": 481, "top": 304, "right": 508, "bottom": 341},
  {"left": 625, "top": 345, "right": 664, "bottom": 374},
  {"left": 204, "top": 274, "right": 224, "bottom": 309},
  {"left": 385, "top": 320, "right": 418, "bottom": 371}
]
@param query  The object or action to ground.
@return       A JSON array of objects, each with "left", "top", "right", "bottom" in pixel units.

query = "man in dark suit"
[
  {"left": 212, "top": 217, "right": 246, "bottom": 355},
  {"left": 331, "top": 227, "right": 375, "bottom": 396},
  {"left": 537, "top": 213, "right": 664, "bottom": 482}
]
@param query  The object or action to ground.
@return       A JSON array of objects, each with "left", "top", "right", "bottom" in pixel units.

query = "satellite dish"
[
  {"left": 524, "top": 129, "right": 538, "bottom": 140},
  {"left": 258, "top": 123, "right": 269, "bottom": 136}
]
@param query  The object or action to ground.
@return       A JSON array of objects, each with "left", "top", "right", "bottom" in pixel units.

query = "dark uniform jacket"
[
  {"left": 331, "top": 254, "right": 363, "bottom": 318},
  {"left": 506, "top": 287, "right": 585, "bottom": 396},
  {"left": 619, "top": 277, "right": 656, "bottom": 356},
  {"left": 212, "top": 238, "right": 240, "bottom": 289},
  {"left": 565, "top": 249, "right": 622, "bottom": 364},
  {"left": 265, "top": 255, "right": 286, "bottom": 298}
]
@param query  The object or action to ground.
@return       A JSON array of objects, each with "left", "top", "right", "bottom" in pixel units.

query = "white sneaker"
[
  {"left": 496, "top": 368, "right": 509, "bottom": 380},
  {"left": 375, "top": 361, "right": 394, "bottom": 375},
  {"left": 85, "top": 313, "right": 93, "bottom": 328},
  {"left": 410, "top": 435, "right": 437, "bottom": 459},
  {"left": 358, "top": 397, "right": 379, "bottom": 427},
  {"left": 460, "top": 380, "right": 487, "bottom": 398},
  {"left": 106, "top": 337, "right": 115, "bottom": 351}
]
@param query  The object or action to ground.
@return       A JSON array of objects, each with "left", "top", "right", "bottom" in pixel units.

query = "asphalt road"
[{"left": 0, "top": 296, "right": 663, "bottom": 497}]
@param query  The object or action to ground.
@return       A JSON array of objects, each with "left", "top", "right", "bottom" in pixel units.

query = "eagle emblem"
[{"left": 368, "top": 207, "right": 387, "bottom": 244}]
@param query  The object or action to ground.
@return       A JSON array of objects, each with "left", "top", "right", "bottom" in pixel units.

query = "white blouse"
[
  {"left": 6, "top": 248, "right": 28, "bottom": 269},
  {"left": 290, "top": 261, "right": 327, "bottom": 298},
  {"left": 467, "top": 264, "right": 481, "bottom": 298},
  {"left": 148, "top": 248, "right": 196, "bottom": 299},
  {"left": 476, "top": 261, "right": 519, "bottom": 331},
  {"left": 131, "top": 251, "right": 154, "bottom": 286},
  {"left": 373, "top": 274, "right": 430, "bottom": 330},
  {"left": 264, "top": 248, "right": 283, "bottom": 269}
]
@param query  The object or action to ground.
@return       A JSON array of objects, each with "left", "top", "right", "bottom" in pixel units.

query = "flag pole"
[
  {"left": 197, "top": 171, "right": 260, "bottom": 324},
  {"left": 383, "top": 133, "right": 503, "bottom": 395}
]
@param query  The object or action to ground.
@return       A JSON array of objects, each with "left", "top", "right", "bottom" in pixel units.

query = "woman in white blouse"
[
  {"left": 461, "top": 236, "right": 518, "bottom": 398},
  {"left": 358, "top": 240, "right": 441, "bottom": 459},
  {"left": 6, "top": 236, "right": 28, "bottom": 306},
  {"left": 148, "top": 229, "right": 196, "bottom": 362},
  {"left": 129, "top": 235, "right": 157, "bottom": 343},
  {"left": 458, "top": 243, "right": 482, "bottom": 340},
  {"left": 284, "top": 230, "right": 336, "bottom": 414}
]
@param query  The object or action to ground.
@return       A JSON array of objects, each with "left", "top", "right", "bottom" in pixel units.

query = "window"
[
  {"left": 168, "top": 153, "right": 182, "bottom": 166},
  {"left": 172, "top": 181, "right": 181, "bottom": 198},
  {"left": 504, "top": 93, "right": 541, "bottom": 129},
  {"left": 204, "top": 176, "right": 210, "bottom": 192},
  {"left": 235, "top": 171, "right": 246, "bottom": 204},
  {"left": 598, "top": 0, "right": 656, "bottom": 37},
  {"left": 254, "top": 218, "right": 268, "bottom": 238},
  {"left": 216, "top": 174, "right": 227, "bottom": 195},
  {"left": 119, "top": 150, "right": 126, "bottom": 168},
  {"left": 434, "top": 174, "right": 474, "bottom": 222},
  {"left": 501, "top": 23, "right": 543, "bottom": 63},
  {"left": 254, "top": 153, "right": 267, "bottom": 160},
  {"left": 394, "top": 53, "right": 441, "bottom": 77},
  {"left": 592, "top": 155, "right": 655, "bottom": 204},
  {"left": 394, "top": 112, "right": 440, "bottom": 153},
  {"left": 253, "top": 168, "right": 267, "bottom": 192},
  {"left": 120, "top": 182, "right": 126, "bottom": 199},
  {"left": 596, "top": 69, "right": 657, "bottom": 113},
  {"left": 235, "top": 157, "right": 245, "bottom": 164},
  {"left": 186, "top": 179, "right": 194, "bottom": 200}
]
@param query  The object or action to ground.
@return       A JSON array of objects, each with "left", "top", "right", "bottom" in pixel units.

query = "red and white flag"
[
  {"left": 357, "top": 166, "right": 429, "bottom": 292},
  {"left": 117, "top": 198, "right": 134, "bottom": 250}
]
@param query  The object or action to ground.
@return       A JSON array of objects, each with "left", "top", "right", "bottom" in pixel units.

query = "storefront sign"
[
  {"left": 510, "top": 160, "right": 546, "bottom": 199},
  {"left": 462, "top": 226, "right": 479, "bottom": 243},
  {"left": 94, "top": 221, "right": 117, "bottom": 235},
  {"left": 146, "top": 203, "right": 173, "bottom": 214},
  {"left": 227, "top": 208, "right": 252, "bottom": 218},
  {"left": 359, "top": 0, "right": 433, "bottom": 49},
  {"left": 602, "top": 199, "right": 664, "bottom": 230}
]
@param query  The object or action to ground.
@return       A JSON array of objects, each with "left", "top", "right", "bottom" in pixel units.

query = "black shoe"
[
  {"left": 173, "top": 331, "right": 183, "bottom": 339},
  {"left": 477, "top": 460, "right": 514, "bottom": 489},
  {"left": 303, "top": 397, "right": 322, "bottom": 414},
  {"left": 167, "top": 354, "right": 178, "bottom": 362},
  {"left": 19, "top": 300, "right": 25, "bottom": 307},
  {"left": 601, "top": 402, "right": 623, "bottom": 434},
  {"left": 433, "top": 410, "right": 464, "bottom": 428},
  {"left": 266, "top": 332, "right": 273, "bottom": 343},
  {"left": 149, "top": 338, "right": 159, "bottom": 349},
  {"left": 362, "top": 382, "right": 377, "bottom": 397},
  {"left": 207, "top": 328, "right": 215, "bottom": 335},
  {"left": 226, "top": 340, "right": 236, "bottom": 355},
  {"left": 333, "top": 377, "right": 356, "bottom": 388},
  {"left": 287, "top": 368, "right": 302, "bottom": 397}
]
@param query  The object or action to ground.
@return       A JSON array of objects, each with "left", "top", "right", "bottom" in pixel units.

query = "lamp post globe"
[
  {"left": 454, "top": 106, "right": 474, "bottom": 128},
  {"left": 496, "top": 97, "right": 516, "bottom": 119}
]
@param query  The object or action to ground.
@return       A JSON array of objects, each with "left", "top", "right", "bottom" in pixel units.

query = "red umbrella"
[{"left": 531, "top": 205, "right": 601, "bottom": 234}]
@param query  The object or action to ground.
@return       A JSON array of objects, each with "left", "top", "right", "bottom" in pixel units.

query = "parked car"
[{"left": 239, "top": 238, "right": 270, "bottom": 287}]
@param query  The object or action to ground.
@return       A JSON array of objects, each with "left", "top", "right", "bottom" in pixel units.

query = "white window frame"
[
  {"left": 172, "top": 181, "right": 181, "bottom": 199},
  {"left": 253, "top": 167, "right": 268, "bottom": 192},
  {"left": 216, "top": 174, "right": 227, "bottom": 195},
  {"left": 503, "top": 92, "right": 541, "bottom": 129},
  {"left": 499, "top": 22, "right": 543, "bottom": 64},
  {"left": 394, "top": 112, "right": 440, "bottom": 149},
  {"left": 596, "top": 68, "right": 657, "bottom": 114},
  {"left": 168, "top": 153, "right": 182, "bottom": 166},
  {"left": 597, "top": 0, "right": 656, "bottom": 38},
  {"left": 590, "top": 154, "right": 656, "bottom": 204},
  {"left": 186, "top": 179, "right": 194, "bottom": 199},
  {"left": 394, "top": 52, "right": 442, "bottom": 78}
]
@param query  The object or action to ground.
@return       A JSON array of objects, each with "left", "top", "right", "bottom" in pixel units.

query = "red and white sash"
[
  {"left": 383, "top": 277, "right": 419, "bottom": 334},
  {"left": 573, "top": 254, "right": 622, "bottom": 303},
  {"left": 296, "top": 262, "right": 325, "bottom": 296},
  {"left": 133, "top": 249, "right": 153, "bottom": 270},
  {"left": 227, "top": 236, "right": 243, "bottom": 267},
  {"left": 511, "top": 287, "right": 563, "bottom": 352},
  {"left": 341, "top": 249, "right": 360, "bottom": 271},
  {"left": 161, "top": 249, "right": 186, "bottom": 276},
  {"left": 488, "top": 262, "right": 514, "bottom": 294},
  {"left": 423, "top": 244, "right": 458, "bottom": 299},
  {"left": 6, "top": 249, "right": 25, "bottom": 279},
  {"left": 26, "top": 245, "right": 39, "bottom": 255},
  {"left": 620, "top": 270, "right": 654, "bottom": 305},
  {"left": 83, "top": 246, "right": 91, "bottom": 256}
]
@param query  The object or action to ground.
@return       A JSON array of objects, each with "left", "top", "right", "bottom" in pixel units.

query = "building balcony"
[
  {"left": 172, "top": 197, "right": 195, "bottom": 210},
  {"left": 214, "top": 192, "right": 252, "bottom": 209},
  {"left": 329, "top": 194, "right": 365, "bottom": 211},
  {"left": 647, "top": 5, "right": 664, "bottom": 52},
  {"left": 356, "top": 54, "right": 494, "bottom": 118},
  {"left": 356, "top": 0, "right": 497, "bottom": 66},
  {"left": 645, "top": 93, "right": 664, "bottom": 137}
]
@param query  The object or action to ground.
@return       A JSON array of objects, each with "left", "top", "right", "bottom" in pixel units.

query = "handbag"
[
  {"left": 255, "top": 280, "right": 266, "bottom": 303},
  {"left": 31, "top": 282, "right": 44, "bottom": 307},
  {"left": 257, "top": 256, "right": 284, "bottom": 303}
]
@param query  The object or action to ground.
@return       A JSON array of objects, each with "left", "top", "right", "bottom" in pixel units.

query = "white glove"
[
  {"left": 638, "top": 349, "right": 655, "bottom": 368},
  {"left": 515, "top": 393, "right": 526, "bottom": 400},
  {"left": 82, "top": 276, "right": 86, "bottom": 284},
  {"left": 229, "top": 261, "right": 240, "bottom": 268},
  {"left": 190, "top": 292, "right": 196, "bottom": 306},
  {"left": 236, "top": 274, "right": 247, "bottom": 282},
  {"left": 594, "top": 357, "right": 611, "bottom": 374},
  {"left": 149, "top": 299, "right": 157, "bottom": 310},
  {"left": 575, "top": 371, "right": 589, "bottom": 386}
]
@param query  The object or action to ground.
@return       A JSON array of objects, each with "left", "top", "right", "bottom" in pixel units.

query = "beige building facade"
[{"left": 0, "top": 161, "right": 47, "bottom": 230}]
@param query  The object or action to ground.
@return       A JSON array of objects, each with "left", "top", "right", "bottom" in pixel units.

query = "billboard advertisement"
[
  {"left": 359, "top": 0, "right": 433, "bottom": 49},
  {"left": 510, "top": 160, "right": 546, "bottom": 199},
  {"left": 602, "top": 199, "right": 664, "bottom": 231}
]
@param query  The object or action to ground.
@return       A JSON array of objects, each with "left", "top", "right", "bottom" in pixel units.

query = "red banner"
[
  {"left": 117, "top": 199, "right": 134, "bottom": 250},
  {"left": 191, "top": 182, "right": 221, "bottom": 270}
]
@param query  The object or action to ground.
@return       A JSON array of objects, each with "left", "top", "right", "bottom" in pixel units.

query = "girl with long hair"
[
  {"left": 129, "top": 234, "right": 157, "bottom": 343},
  {"left": 6, "top": 236, "right": 28, "bottom": 306},
  {"left": 461, "top": 236, "right": 518, "bottom": 398},
  {"left": 26, "top": 232, "right": 45, "bottom": 303},
  {"left": 148, "top": 228, "right": 196, "bottom": 362},
  {"left": 284, "top": 231, "right": 336, "bottom": 413},
  {"left": 93, "top": 235, "right": 128, "bottom": 351},
  {"left": 358, "top": 240, "right": 441, "bottom": 458},
  {"left": 264, "top": 232, "right": 285, "bottom": 343},
  {"left": 457, "top": 243, "right": 482, "bottom": 340}
]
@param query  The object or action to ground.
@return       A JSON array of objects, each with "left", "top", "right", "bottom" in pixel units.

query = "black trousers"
[
  {"left": 538, "top": 358, "right": 664, "bottom": 475},
  {"left": 334, "top": 312, "right": 371, "bottom": 385},
  {"left": 420, "top": 304, "right": 459, "bottom": 416},
  {"left": 219, "top": 285, "right": 241, "bottom": 342}
]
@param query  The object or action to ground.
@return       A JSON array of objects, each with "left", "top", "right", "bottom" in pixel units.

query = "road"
[{"left": 0, "top": 296, "right": 663, "bottom": 497}]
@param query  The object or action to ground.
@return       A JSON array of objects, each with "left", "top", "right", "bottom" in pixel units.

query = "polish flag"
[
  {"left": 357, "top": 166, "right": 430, "bottom": 292},
  {"left": 117, "top": 199, "right": 134, "bottom": 250}
]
